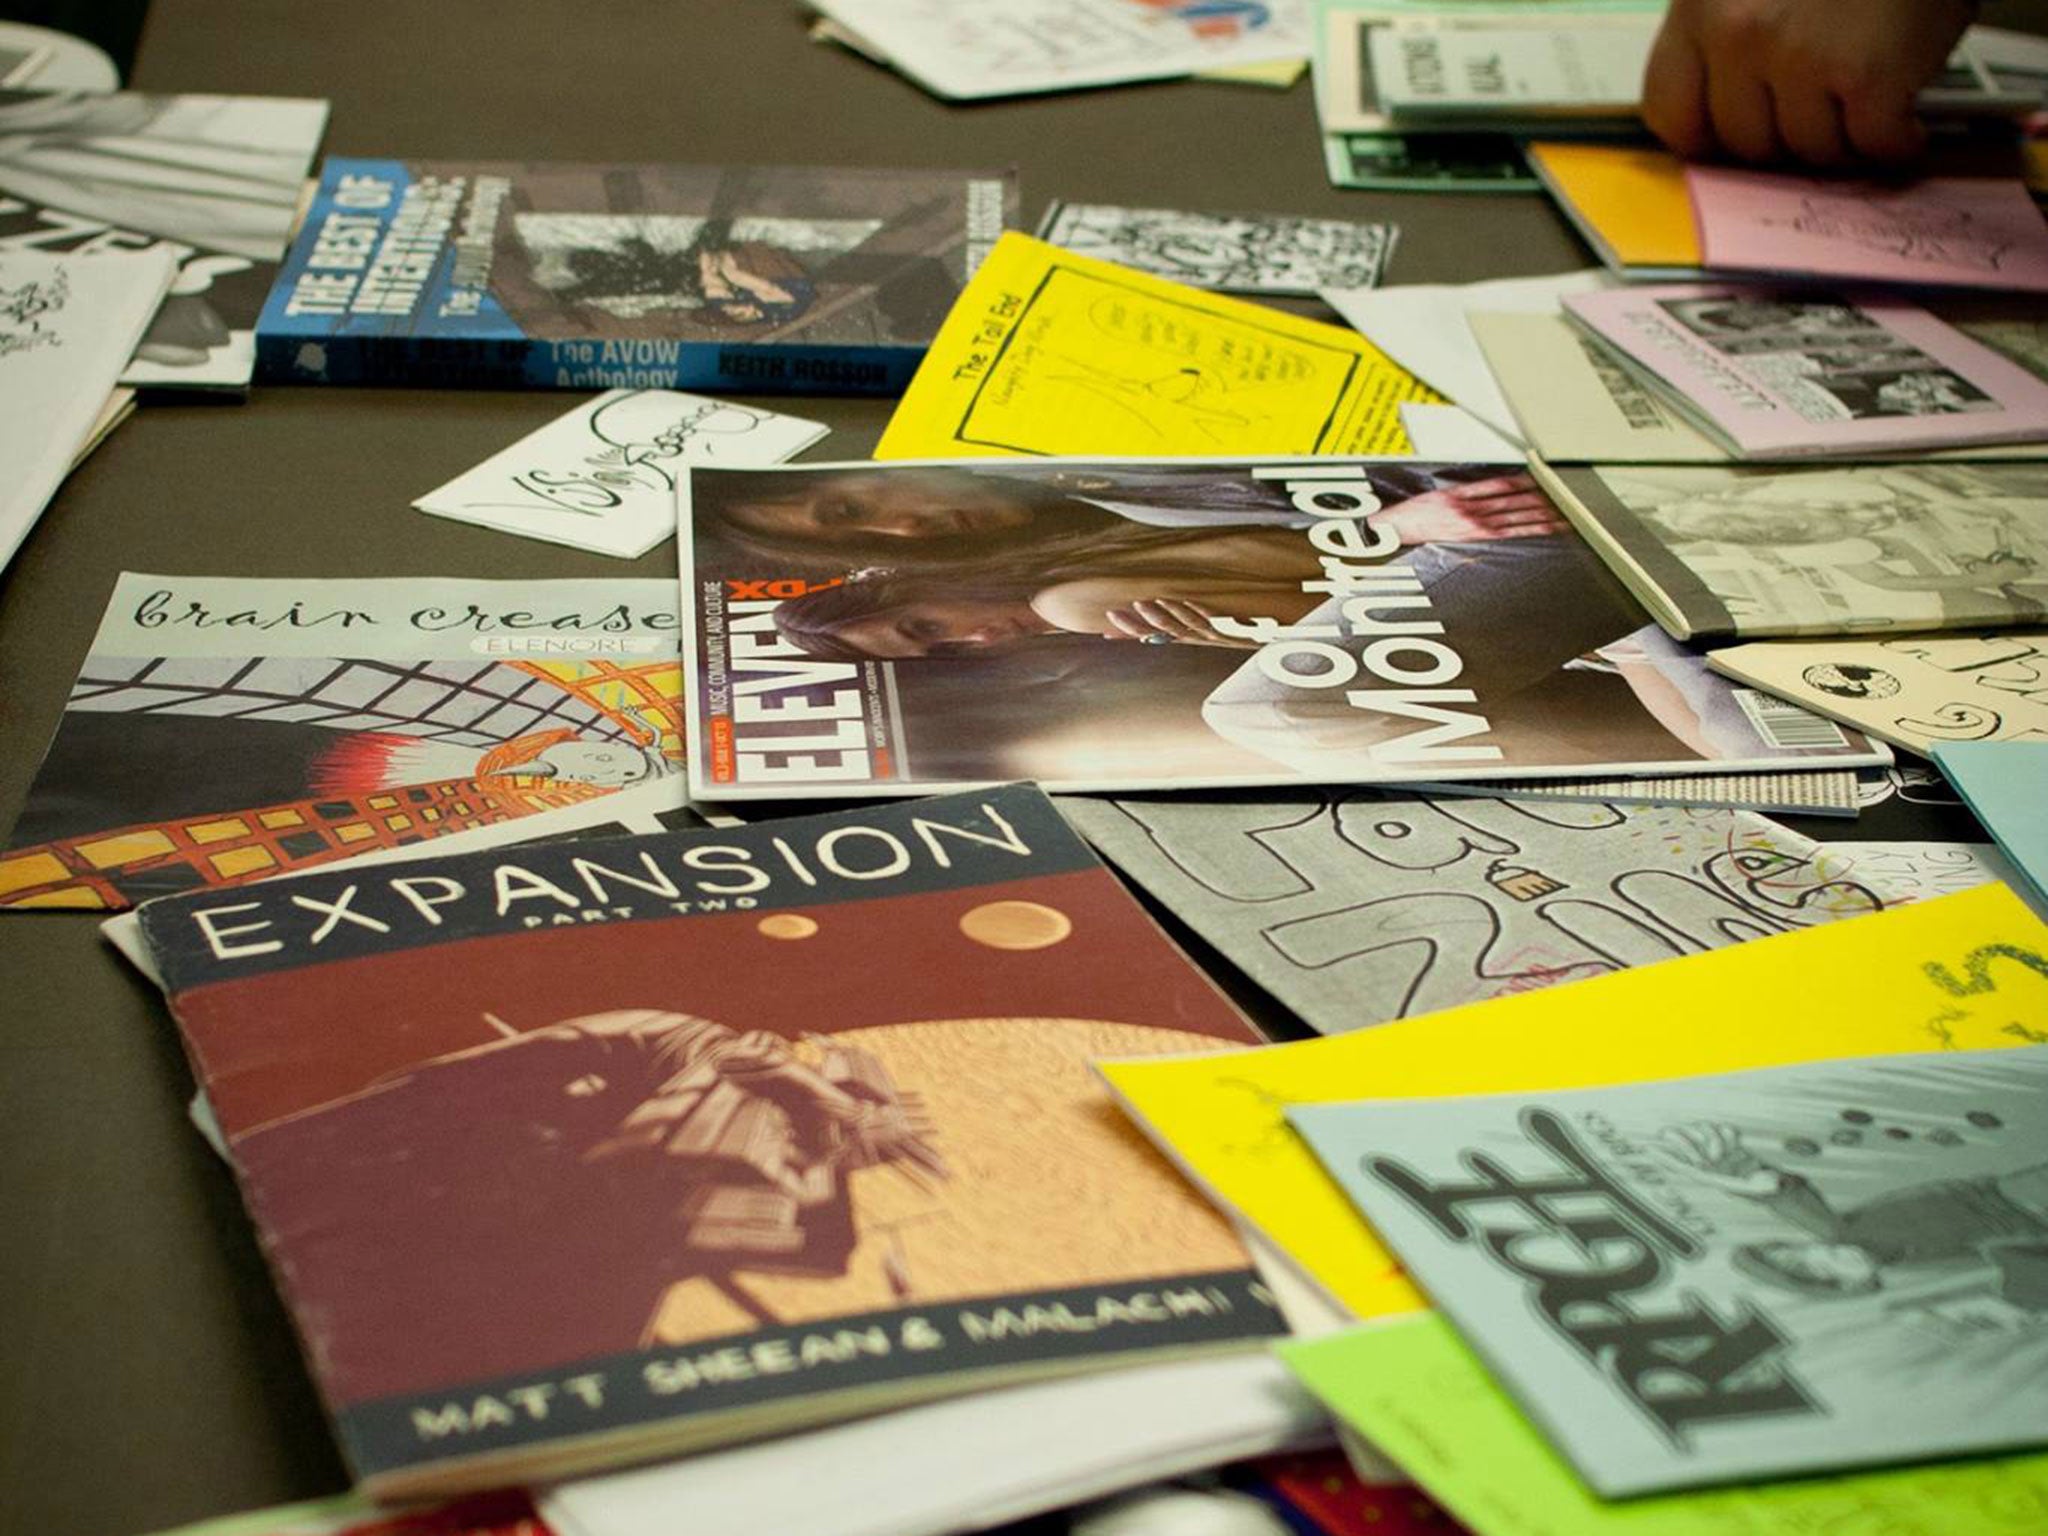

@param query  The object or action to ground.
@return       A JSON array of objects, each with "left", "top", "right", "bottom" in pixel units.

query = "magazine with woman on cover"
[{"left": 679, "top": 457, "right": 1885, "bottom": 799}]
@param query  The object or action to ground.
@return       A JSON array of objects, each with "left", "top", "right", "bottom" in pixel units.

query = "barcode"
[{"left": 1732, "top": 688, "right": 1849, "bottom": 749}]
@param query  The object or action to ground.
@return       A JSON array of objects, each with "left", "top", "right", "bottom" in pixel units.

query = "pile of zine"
[{"left": 4, "top": 11, "right": 2047, "bottom": 1536}]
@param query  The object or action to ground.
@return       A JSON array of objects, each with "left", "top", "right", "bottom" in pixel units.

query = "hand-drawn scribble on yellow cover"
[
  {"left": 876, "top": 233, "right": 1437, "bottom": 460},
  {"left": 1099, "top": 882, "right": 2048, "bottom": 1319}
]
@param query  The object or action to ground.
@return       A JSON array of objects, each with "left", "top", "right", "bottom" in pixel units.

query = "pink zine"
[{"left": 1688, "top": 168, "right": 2048, "bottom": 292}]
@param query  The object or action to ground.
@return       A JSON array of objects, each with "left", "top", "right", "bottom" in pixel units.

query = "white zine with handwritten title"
[{"left": 415, "top": 388, "right": 828, "bottom": 558}]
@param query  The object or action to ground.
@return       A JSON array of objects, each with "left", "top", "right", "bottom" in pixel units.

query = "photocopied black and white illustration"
[
  {"left": 0, "top": 90, "right": 328, "bottom": 390},
  {"left": 1290, "top": 1047, "right": 2048, "bottom": 1495},
  {"left": 1059, "top": 791, "right": 1900, "bottom": 1033},
  {"left": 1553, "top": 462, "right": 2048, "bottom": 639},
  {"left": 1658, "top": 297, "right": 1996, "bottom": 421},
  {"left": 1036, "top": 202, "right": 1395, "bottom": 295}
]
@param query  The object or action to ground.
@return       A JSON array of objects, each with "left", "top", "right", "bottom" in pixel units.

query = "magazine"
[
  {"left": 1321, "top": 130, "right": 1536, "bottom": 193},
  {"left": 256, "top": 161, "right": 1015, "bottom": 392},
  {"left": 1342, "top": 13, "right": 2034, "bottom": 130},
  {"left": 414, "top": 389, "right": 829, "bottom": 558},
  {"left": 803, "top": 0, "right": 1313, "bottom": 101},
  {"left": 1708, "top": 631, "right": 2048, "bottom": 754},
  {"left": 0, "top": 90, "right": 330, "bottom": 393},
  {"left": 134, "top": 784, "right": 1283, "bottom": 1496},
  {"left": 1060, "top": 790, "right": 1903, "bottom": 1035},
  {"left": 679, "top": 457, "right": 1885, "bottom": 801},
  {"left": 1537, "top": 462, "right": 2048, "bottom": 640},
  {"left": 0, "top": 573, "right": 690, "bottom": 910},
  {"left": 1288, "top": 1048, "right": 2048, "bottom": 1493},
  {"left": 1559, "top": 287, "right": 2048, "bottom": 458},
  {"left": 0, "top": 249, "right": 174, "bottom": 577}
]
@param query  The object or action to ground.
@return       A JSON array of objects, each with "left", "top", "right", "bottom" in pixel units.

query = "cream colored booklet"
[{"left": 1709, "top": 632, "right": 2048, "bottom": 754}]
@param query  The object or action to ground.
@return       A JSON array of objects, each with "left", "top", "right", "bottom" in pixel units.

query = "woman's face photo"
[
  {"left": 816, "top": 594, "right": 1053, "bottom": 658},
  {"left": 716, "top": 470, "right": 1040, "bottom": 550}
]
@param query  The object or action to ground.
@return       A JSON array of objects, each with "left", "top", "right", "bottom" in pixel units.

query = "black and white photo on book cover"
[
  {"left": 679, "top": 458, "right": 1886, "bottom": 799},
  {"left": 0, "top": 90, "right": 329, "bottom": 392}
]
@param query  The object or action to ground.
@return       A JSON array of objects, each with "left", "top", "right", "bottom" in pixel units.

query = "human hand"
[
  {"left": 1101, "top": 598, "right": 1261, "bottom": 648},
  {"left": 1375, "top": 475, "right": 1565, "bottom": 545},
  {"left": 1642, "top": 0, "right": 1976, "bottom": 165}
]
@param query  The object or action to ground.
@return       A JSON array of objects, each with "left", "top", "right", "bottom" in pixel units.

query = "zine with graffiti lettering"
[
  {"left": 1060, "top": 791, "right": 1904, "bottom": 1034},
  {"left": 135, "top": 784, "right": 1279, "bottom": 1497},
  {"left": 681, "top": 457, "right": 1887, "bottom": 800},
  {"left": 0, "top": 573, "right": 694, "bottom": 911},
  {"left": 1289, "top": 1047, "right": 2048, "bottom": 1495}
]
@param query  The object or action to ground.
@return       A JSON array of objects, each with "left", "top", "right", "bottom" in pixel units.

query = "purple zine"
[
  {"left": 1561, "top": 285, "right": 2048, "bottom": 458},
  {"left": 1688, "top": 168, "right": 2048, "bottom": 293}
]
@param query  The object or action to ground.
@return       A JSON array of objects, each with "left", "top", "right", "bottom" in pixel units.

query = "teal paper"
[
  {"left": 1288, "top": 1047, "right": 2048, "bottom": 1496},
  {"left": 1933, "top": 740, "right": 2048, "bottom": 917}
]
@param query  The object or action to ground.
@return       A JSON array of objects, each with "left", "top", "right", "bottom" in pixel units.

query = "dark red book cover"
[{"left": 138, "top": 785, "right": 1281, "bottom": 1496}]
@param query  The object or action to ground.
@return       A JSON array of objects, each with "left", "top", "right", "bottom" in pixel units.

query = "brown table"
[{"left": 0, "top": 3, "right": 2035, "bottom": 1532}]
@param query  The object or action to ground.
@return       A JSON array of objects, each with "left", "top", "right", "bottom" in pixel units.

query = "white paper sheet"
[
  {"left": 541, "top": 1352, "right": 1326, "bottom": 1536},
  {"left": 1322, "top": 269, "right": 1613, "bottom": 438},
  {"left": 415, "top": 389, "right": 827, "bottom": 557},
  {"left": 0, "top": 248, "right": 174, "bottom": 576},
  {"left": 1396, "top": 402, "right": 1523, "bottom": 461},
  {"left": 808, "top": 0, "right": 1313, "bottom": 100}
]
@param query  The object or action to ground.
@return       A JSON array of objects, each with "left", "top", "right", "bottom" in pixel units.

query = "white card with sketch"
[
  {"left": 1037, "top": 202, "right": 1394, "bottom": 294},
  {"left": 1, "top": 248, "right": 175, "bottom": 577},
  {"left": 415, "top": 389, "right": 827, "bottom": 558}
]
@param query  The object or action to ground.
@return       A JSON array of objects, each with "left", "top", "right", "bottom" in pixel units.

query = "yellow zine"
[
  {"left": 1526, "top": 142, "right": 1702, "bottom": 268},
  {"left": 875, "top": 232, "right": 1436, "bottom": 459},
  {"left": 1101, "top": 883, "right": 2048, "bottom": 1319}
]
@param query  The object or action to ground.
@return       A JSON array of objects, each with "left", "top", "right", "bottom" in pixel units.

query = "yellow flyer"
[
  {"left": 875, "top": 232, "right": 1437, "bottom": 459},
  {"left": 1100, "top": 883, "right": 2048, "bottom": 1319}
]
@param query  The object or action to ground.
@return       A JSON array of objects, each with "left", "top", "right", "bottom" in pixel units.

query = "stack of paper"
[
  {"left": 805, "top": 0, "right": 1313, "bottom": 100},
  {"left": 0, "top": 249, "right": 176, "bottom": 579}
]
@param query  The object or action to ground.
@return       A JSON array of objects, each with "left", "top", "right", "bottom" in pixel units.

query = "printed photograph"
[{"left": 684, "top": 459, "right": 1875, "bottom": 796}]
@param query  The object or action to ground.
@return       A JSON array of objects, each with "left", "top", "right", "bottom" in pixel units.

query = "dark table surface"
[{"left": 0, "top": 3, "right": 2040, "bottom": 1533}]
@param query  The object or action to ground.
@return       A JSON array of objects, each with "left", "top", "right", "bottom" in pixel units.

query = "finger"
[
  {"left": 1448, "top": 475, "right": 1540, "bottom": 501},
  {"left": 1642, "top": 23, "right": 1713, "bottom": 159},
  {"left": 1772, "top": 79, "right": 1849, "bottom": 167},
  {"left": 1102, "top": 608, "right": 1150, "bottom": 640},
  {"left": 1466, "top": 495, "right": 1558, "bottom": 517},
  {"left": 1707, "top": 66, "right": 1781, "bottom": 162},
  {"left": 1842, "top": 85, "right": 1927, "bottom": 162},
  {"left": 1131, "top": 600, "right": 1204, "bottom": 640},
  {"left": 1482, "top": 508, "right": 1567, "bottom": 528}
]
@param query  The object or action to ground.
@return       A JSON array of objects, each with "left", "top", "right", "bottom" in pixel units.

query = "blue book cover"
[{"left": 256, "top": 159, "right": 1015, "bottom": 393}]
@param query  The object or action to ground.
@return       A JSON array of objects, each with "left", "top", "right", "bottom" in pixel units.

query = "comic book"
[
  {"left": 0, "top": 574, "right": 693, "bottom": 910},
  {"left": 1559, "top": 288, "right": 2048, "bottom": 459},
  {"left": 1288, "top": 1048, "right": 2048, "bottom": 1494},
  {"left": 1537, "top": 462, "right": 2048, "bottom": 640},
  {"left": 1707, "top": 631, "right": 2048, "bottom": 755},
  {"left": 678, "top": 457, "right": 1886, "bottom": 800},
  {"left": 0, "top": 90, "right": 330, "bottom": 393},
  {"left": 134, "top": 784, "right": 1283, "bottom": 1497},
  {"left": 256, "top": 161, "right": 1014, "bottom": 393}
]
